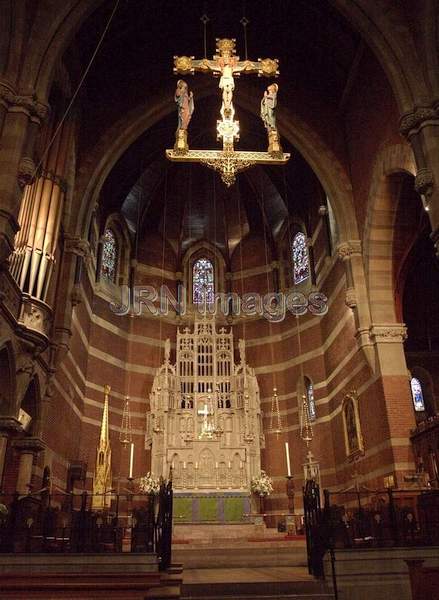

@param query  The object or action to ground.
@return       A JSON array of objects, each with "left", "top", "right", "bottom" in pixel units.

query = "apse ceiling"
[{"left": 72, "top": 0, "right": 363, "bottom": 260}]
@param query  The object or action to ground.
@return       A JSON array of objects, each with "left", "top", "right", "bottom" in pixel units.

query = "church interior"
[{"left": 0, "top": 1, "right": 439, "bottom": 599}]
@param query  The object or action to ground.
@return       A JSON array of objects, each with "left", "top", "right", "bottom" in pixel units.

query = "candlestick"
[
  {"left": 285, "top": 441, "right": 291, "bottom": 477},
  {"left": 129, "top": 442, "right": 134, "bottom": 479},
  {"left": 286, "top": 475, "right": 295, "bottom": 514}
]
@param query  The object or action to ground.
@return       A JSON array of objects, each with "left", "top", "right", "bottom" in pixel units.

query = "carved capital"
[
  {"left": 0, "top": 417, "right": 23, "bottom": 435},
  {"left": 337, "top": 240, "right": 361, "bottom": 261},
  {"left": 399, "top": 106, "right": 438, "bottom": 137},
  {"left": 12, "top": 436, "right": 45, "bottom": 454},
  {"left": 64, "top": 236, "right": 91, "bottom": 260},
  {"left": 318, "top": 205, "right": 328, "bottom": 216},
  {"left": 414, "top": 168, "right": 434, "bottom": 197},
  {"left": 369, "top": 323, "right": 407, "bottom": 344},
  {"left": 0, "top": 81, "right": 50, "bottom": 122},
  {"left": 17, "top": 157, "right": 36, "bottom": 188}
]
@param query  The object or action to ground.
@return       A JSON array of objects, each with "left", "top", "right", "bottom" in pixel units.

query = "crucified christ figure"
[{"left": 174, "top": 38, "right": 279, "bottom": 119}]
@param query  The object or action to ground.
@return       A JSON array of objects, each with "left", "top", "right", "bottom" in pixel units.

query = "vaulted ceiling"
[{"left": 70, "top": 0, "right": 366, "bottom": 259}]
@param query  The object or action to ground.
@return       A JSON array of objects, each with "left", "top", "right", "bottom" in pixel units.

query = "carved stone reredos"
[{"left": 146, "top": 315, "right": 264, "bottom": 492}]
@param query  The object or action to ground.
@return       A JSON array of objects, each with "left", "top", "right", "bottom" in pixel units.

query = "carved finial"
[{"left": 93, "top": 383, "right": 112, "bottom": 509}]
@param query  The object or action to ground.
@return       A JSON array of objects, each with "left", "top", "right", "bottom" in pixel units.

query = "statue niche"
[{"left": 145, "top": 316, "right": 264, "bottom": 492}]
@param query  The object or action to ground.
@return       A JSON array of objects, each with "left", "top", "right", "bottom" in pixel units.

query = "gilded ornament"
[
  {"left": 173, "top": 56, "right": 193, "bottom": 74},
  {"left": 259, "top": 58, "right": 279, "bottom": 77},
  {"left": 167, "top": 35, "right": 289, "bottom": 183}
]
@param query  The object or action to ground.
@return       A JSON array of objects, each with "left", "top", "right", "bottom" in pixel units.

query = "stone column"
[
  {"left": 306, "top": 239, "right": 317, "bottom": 288},
  {"left": 270, "top": 261, "right": 280, "bottom": 292},
  {"left": 400, "top": 106, "right": 439, "bottom": 257},
  {"left": 337, "top": 241, "right": 373, "bottom": 367},
  {"left": 51, "top": 236, "right": 90, "bottom": 366},
  {"left": 0, "top": 81, "right": 49, "bottom": 265},
  {"left": 0, "top": 418, "right": 22, "bottom": 490},
  {"left": 13, "top": 437, "right": 45, "bottom": 494},
  {"left": 369, "top": 324, "right": 416, "bottom": 485}
]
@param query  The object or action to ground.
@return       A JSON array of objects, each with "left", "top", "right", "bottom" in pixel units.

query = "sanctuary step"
[
  {"left": 173, "top": 544, "right": 307, "bottom": 569},
  {"left": 173, "top": 523, "right": 304, "bottom": 545},
  {"left": 180, "top": 567, "right": 334, "bottom": 600},
  {"left": 173, "top": 525, "right": 307, "bottom": 569},
  {"left": 0, "top": 554, "right": 182, "bottom": 600}
]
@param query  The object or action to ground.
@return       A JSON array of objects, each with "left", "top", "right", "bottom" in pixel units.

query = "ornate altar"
[{"left": 145, "top": 317, "right": 264, "bottom": 493}]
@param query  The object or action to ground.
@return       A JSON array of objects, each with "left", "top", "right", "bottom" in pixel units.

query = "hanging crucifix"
[{"left": 166, "top": 38, "right": 290, "bottom": 186}]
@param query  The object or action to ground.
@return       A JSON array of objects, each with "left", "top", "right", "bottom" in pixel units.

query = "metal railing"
[
  {"left": 303, "top": 481, "right": 439, "bottom": 598},
  {"left": 0, "top": 480, "right": 173, "bottom": 570}
]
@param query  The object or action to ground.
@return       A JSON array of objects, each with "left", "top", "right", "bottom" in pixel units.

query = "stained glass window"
[
  {"left": 101, "top": 228, "right": 117, "bottom": 282},
  {"left": 292, "top": 232, "right": 310, "bottom": 284},
  {"left": 305, "top": 377, "right": 316, "bottom": 421},
  {"left": 410, "top": 377, "right": 425, "bottom": 412},
  {"left": 193, "top": 258, "right": 214, "bottom": 305}
]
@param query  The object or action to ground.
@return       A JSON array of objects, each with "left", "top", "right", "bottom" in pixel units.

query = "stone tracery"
[{"left": 146, "top": 316, "right": 264, "bottom": 491}]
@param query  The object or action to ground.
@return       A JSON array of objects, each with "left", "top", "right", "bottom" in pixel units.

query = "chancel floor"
[{"left": 181, "top": 567, "right": 332, "bottom": 600}]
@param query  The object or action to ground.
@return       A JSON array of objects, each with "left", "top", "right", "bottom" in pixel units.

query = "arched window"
[
  {"left": 410, "top": 377, "right": 425, "bottom": 412},
  {"left": 305, "top": 377, "right": 316, "bottom": 421},
  {"left": 292, "top": 232, "right": 310, "bottom": 284},
  {"left": 100, "top": 228, "right": 118, "bottom": 282},
  {"left": 193, "top": 258, "right": 214, "bottom": 305}
]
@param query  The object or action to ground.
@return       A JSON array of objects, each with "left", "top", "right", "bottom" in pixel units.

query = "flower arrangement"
[
  {"left": 250, "top": 470, "right": 274, "bottom": 497},
  {"left": 138, "top": 472, "right": 161, "bottom": 495}
]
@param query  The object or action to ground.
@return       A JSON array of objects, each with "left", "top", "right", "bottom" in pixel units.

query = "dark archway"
[{"left": 0, "top": 343, "right": 16, "bottom": 416}]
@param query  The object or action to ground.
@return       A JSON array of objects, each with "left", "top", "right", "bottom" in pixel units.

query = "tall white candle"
[
  {"left": 129, "top": 442, "right": 134, "bottom": 478},
  {"left": 285, "top": 441, "right": 291, "bottom": 477}
]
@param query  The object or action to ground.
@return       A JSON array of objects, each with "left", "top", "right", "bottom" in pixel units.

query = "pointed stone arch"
[
  {"left": 18, "top": 1, "right": 426, "bottom": 117},
  {"left": 364, "top": 143, "right": 416, "bottom": 322},
  {"left": 72, "top": 84, "right": 359, "bottom": 252}
]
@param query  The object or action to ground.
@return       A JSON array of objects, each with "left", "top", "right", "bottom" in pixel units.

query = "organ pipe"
[{"left": 10, "top": 112, "right": 73, "bottom": 303}]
